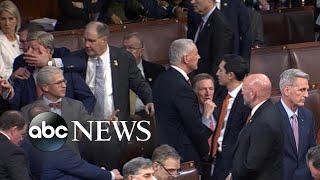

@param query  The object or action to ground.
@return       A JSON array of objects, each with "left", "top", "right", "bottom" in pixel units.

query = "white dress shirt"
[
  {"left": 217, "top": 83, "right": 242, "bottom": 152},
  {"left": 171, "top": 65, "right": 189, "bottom": 81},
  {"left": 86, "top": 46, "right": 114, "bottom": 118},
  {"left": 0, "top": 31, "right": 22, "bottom": 79},
  {"left": 0, "top": 130, "right": 11, "bottom": 140},
  {"left": 280, "top": 99, "right": 299, "bottom": 124}
]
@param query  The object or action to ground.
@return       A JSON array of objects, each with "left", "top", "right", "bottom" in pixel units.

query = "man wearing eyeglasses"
[
  {"left": 152, "top": 144, "right": 181, "bottom": 179},
  {"left": 122, "top": 32, "right": 165, "bottom": 117}
]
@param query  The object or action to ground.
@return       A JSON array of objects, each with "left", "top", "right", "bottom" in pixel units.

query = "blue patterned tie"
[{"left": 93, "top": 58, "right": 105, "bottom": 120}]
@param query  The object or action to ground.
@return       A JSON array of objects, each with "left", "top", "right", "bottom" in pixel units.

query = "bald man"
[{"left": 229, "top": 74, "right": 284, "bottom": 180}]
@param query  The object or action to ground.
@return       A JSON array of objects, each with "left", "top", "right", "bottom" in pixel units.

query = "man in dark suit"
[
  {"left": 205, "top": 54, "right": 250, "bottom": 179},
  {"left": 122, "top": 32, "right": 165, "bottom": 115},
  {"left": 9, "top": 31, "right": 95, "bottom": 113},
  {"left": 306, "top": 145, "right": 320, "bottom": 179},
  {"left": 276, "top": 69, "right": 316, "bottom": 180},
  {"left": 188, "top": 0, "right": 234, "bottom": 75},
  {"left": 229, "top": 74, "right": 284, "bottom": 180},
  {"left": 62, "top": 21, "right": 153, "bottom": 169},
  {"left": 153, "top": 39, "right": 213, "bottom": 172},
  {"left": 0, "top": 110, "right": 30, "bottom": 180},
  {"left": 219, "top": 0, "right": 252, "bottom": 60}
]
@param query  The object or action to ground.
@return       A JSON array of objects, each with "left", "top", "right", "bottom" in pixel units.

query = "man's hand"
[
  {"left": 225, "top": 173, "right": 232, "bottom": 180},
  {"left": 145, "top": 103, "right": 155, "bottom": 116},
  {"left": 10, "top": 67, "right": 31, "bottom": 80},
  {"left": 110, "top": 14, "right": 123, "bottom": 25},
  {"left": 0, "top": 78, "right": 14, "bottom": 99},
  {"left": 202, "top": 100, "right": 216, "bottom": 119},
  {"left": 107, "top": 109, "right": 120, "bottom": 122},
  {"left": 72, "top": 1, "right": 84, "bottom": 9},
  {"left": 24, "top": 47, "right": 52, "bottom": 67},
  {"left": 111, "top": 169, "right": 123, "bottom": 179}
]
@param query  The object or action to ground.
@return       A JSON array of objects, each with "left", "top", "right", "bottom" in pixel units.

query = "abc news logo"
[{"left": 28, "top": 112, "right": 151, "bottom": 151}]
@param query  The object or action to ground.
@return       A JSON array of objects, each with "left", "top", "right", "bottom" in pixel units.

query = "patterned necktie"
[
  {"left": 49, "top": 102, "right": 61, "bottom": 109},
  {"left": 290, "top": 114, "right": 299, "bottom": 151},
  {"left": 93, "top": 58, "right": 105, "bottom": 120}
]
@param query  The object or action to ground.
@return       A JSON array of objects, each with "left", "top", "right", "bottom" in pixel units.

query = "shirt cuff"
[
  {"left": 110, "top": 170, "right": 115, "bottom": 180},
  {"left": 52, "top": 58, "right": 64, "bottom": 68}
]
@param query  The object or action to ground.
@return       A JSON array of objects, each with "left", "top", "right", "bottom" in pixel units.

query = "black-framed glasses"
[
  {"left": 121, "top": 46, "right": 143, "bottom": 51},
  {"left": 49, "top": 79, "right": 67, "bottom": 86},
  {"left": 156, "top": 161, "right": 181, "bottom": 176}
]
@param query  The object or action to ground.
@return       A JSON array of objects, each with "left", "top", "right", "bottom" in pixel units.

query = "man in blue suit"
[
  {"left": 9, "top": 31, "right": 95, "bottom": 113},
  {"left": 276, "top": 69, "right": 316, "bottom": 180},
  {"left": 153, "top": 39, "right": 213, "bottom": 173}
]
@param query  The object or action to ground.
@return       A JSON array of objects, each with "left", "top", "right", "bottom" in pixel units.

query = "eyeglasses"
[
  {"left": 49, "top": 79, "right": 67, "bottom": 86},
  {"left": 122, "top": 46, "right": 142, "bottom": 51},
  {"left": 156, "top": 161, "right": 181, "bottom": 176}
]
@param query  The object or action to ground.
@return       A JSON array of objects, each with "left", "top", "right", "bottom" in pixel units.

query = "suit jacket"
[
  {"left": 276, "top": 101, "right": 316, "bottom": 180},
  {"left": 153, "top": 67, "right": 212, "bottom": 167},
  {"left": 212, "top": 89, "right": 250, "bottom": 180},
  {"left": 220, "top": 0, "right": 252, "bottom": 60},
  {"left": 40, "top": 145, "right": 112, "bottom": 180},
  {"left": 10, "top": 48, "right": 96, "bottom": 113},
  {"left": 55, "top": 0, "right": 107, "bottom": 30},
  {"left": 232, "top": 99, "right": 284, "bottom": 180},
  {"left": 0, "top": 134, "right": 30, "bottom": 180},
  {"left": 142, "top": 59, "right": 165, "bottom": 88},
  {"left": 187, "top": 7, "right": 234, "bottom": 75},
  {"left": 62, "top": 46, "right": 153, "bottom": 121}
]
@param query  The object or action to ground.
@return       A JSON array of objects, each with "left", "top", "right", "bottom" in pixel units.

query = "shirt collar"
[
  {"left": 137, "top": 60, "right": 143, "bottom": 69},
  {"left": 251, "top": 100, "right": 267, "bottom": 117},
  {"left": 170, "top": 65, "right": 189, "bottom": 81},
  {"left": 88, "top": 45, "right": 110, "bottom": 62},
  {"left": 229, "top": 83, "right": 242, "bottom": 98},
  {"left": 202, "top": 6, "right": 216, "bottom": 24},
  {"left": 280, "top": 98, "right": 298, "bottom": 119},
  {"left": 0, "top": 130, "right": 10, "bottom": 140},
  {"left": 43, "top": 96, "right": 62, "bottom": 105}
]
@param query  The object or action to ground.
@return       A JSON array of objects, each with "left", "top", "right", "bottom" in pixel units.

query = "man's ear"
[
  {"left": 41, "top": 85, "right": 49, "bottom": 92},
  {"left": 283, "top": 86, "right": 291, "bottom": 97}
]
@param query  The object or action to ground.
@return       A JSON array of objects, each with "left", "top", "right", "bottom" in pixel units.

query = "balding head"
[{"left": 242, "top": 74, "right": 272, "bottom": 108}]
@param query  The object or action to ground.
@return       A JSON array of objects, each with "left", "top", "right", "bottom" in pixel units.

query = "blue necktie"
[{"left": 93, "top": 58, "right": 105, "bottom": 120}]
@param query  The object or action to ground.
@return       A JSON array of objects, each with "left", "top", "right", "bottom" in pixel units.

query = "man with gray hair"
[
  {"left": 306, "top": 145, "right": 320, "bottom": 180},
  {"left": 9, "top": 30, "right": 95, "bottom": 113},
  {"left": 152, "top": 144, "right": 181, "bottom": 180},
  {"left": 123, "top": 157, "right": 155, "bottom": 180},
  {"left": 276, "top": 69, "right": 316, "bottom": 180},
  {"left": 153, "top": 39, "right": 213, "bottom": 174}
]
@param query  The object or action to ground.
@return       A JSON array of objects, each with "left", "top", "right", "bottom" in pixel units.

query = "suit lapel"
[
  {"left": 224, "top": 91, "right": 241, "bottom": 136},
  {"left": 297, "top": 108, "right": 306, "bottom": 159},
  {"left": 110, "top": 47, "right": 120, "bottom": 110},
  {"left": 277, "top": 102, "right": 298, "bottom": 156},
  {"left": 197, "top": 8, "right": 216, "bottom": 43}
]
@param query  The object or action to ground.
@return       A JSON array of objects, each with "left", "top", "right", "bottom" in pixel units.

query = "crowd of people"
[{"left": 0, "top": 0, "right": 320, "bottom": 179}]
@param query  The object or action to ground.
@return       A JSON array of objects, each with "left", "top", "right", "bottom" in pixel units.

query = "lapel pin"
[
  {"left": 148, "top": 78, "right": 152, "bottom": 82},
  {"left": 224, "top": 2, "right": 228, "bottom": 6},
  {"left": 113, "top": 60, "right": 118, "bottom": 67}
]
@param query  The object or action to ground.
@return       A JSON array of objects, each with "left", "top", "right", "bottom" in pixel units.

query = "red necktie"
[
  {"left": 49, "top": 102, "right": 62, "bottom": 109},
  {"left": 210, "top": 94, "right": 231, "bottom": 157}
]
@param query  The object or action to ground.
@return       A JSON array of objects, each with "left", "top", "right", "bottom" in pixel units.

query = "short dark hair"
[
  {"left": 221, "top": 54, "right": 249, "bottom": 81},
  {"left": 152, "top": 144, "right": 181, "bottom": 163},
  {"left": 307, "top": 145, "right": 320, "bottom": 169},
  {"left": 123, "top": 32, "right": 144, "bottom": 47},
  {"left": 0, "top": 111, "right": 26, "bottom": 131},
  {"left": 123, "top": 157, "right": 153, "bottom": 179},
  {"left": 19, "top": 22, "right": 45, "bottom": 33},
  {"left": 191, "top": 73, "right": 214, "bottom": 91}
]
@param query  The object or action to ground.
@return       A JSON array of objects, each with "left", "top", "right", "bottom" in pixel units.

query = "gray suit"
[{"left": 21, "top": 97, "right": 92, "bottom": 153}]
